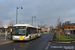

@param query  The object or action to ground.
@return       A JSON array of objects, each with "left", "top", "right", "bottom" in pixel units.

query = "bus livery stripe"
[{"left": 20, "top": 36, "right": 23, "bottom": 40}]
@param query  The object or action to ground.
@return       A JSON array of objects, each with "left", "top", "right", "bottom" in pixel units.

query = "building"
[{"left": 63, "top": 21, "right": 75, "bottom": 34}]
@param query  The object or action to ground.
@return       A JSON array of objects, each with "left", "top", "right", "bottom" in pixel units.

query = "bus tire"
[{"left": 29, "top": 36, "right": 31, "bottom": 40}]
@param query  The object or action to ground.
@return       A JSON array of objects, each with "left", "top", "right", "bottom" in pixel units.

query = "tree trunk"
[{"left": 59, "top": 31, "right": 60, "bottom": 39}]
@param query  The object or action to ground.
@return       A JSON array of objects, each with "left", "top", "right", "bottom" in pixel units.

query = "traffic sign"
[
  {"left": 60, "top": 29, "right": 62, "bottom": 32},
  {"left": 4, "top": 25, "right": 8, "bottom": 28},
  {"left": 10, "top": 29, "right": 12, "bottom": 32}
]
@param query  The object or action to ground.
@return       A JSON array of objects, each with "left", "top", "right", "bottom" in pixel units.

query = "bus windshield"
[{"left": 13, "top": 26, "right": 26, "bottom": 35}]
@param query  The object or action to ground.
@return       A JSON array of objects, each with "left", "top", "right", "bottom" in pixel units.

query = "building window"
[
  {"left": 68, "top": 27, "right": 70, "bottom": 29},
  {"left": 72, "top": 27, "right": 73, "bottom": 29},
  {"left": 65, "top": 27, "right": 67, "bottom": 29},
  {"left": 64, "top": 27, "right": 67, "bottom": 29}
]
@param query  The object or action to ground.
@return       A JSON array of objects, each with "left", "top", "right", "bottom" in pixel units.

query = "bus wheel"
[
  {"left": 35, "top": 35, "right": 37, "bottom": 38},
  {"left": 29, "top": 36, "right": 31, "bottom": 40}
]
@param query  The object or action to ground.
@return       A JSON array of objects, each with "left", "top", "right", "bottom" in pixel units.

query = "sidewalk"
[{"left": 0, "top": 36, "right": 13, "bottom": 45}]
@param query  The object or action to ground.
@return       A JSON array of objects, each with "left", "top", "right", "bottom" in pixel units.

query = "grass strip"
[{"left": 53, "top": 34, "right": 75, "bottom": 41}]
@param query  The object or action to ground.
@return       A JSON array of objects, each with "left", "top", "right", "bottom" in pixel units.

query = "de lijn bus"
[{"left": 12, "top": 24, "right": 42, "bottom": 41}]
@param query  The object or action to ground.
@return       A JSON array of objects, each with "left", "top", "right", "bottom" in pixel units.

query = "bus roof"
[
  {"left": 14, "top": 24, "right": 41, "bottom": 29},
  {"left": 14, "top": 24, "right": 34, "bottom": 27}
]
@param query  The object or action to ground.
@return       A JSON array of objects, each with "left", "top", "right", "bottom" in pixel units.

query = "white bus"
[{"left": 12, "top": 24, "right": 42, "bottom": 41}]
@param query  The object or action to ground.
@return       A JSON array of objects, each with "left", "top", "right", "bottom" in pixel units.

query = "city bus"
[{"left": 12, "top": 24, "right": 42, "bottom": 41}]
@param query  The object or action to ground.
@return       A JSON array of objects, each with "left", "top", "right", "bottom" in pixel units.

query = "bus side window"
[
  {"left": 26, "top": 28, "right": 30, "bottom": 36},
  {"left": 34, "top": 29, "right": 37, "bottom": 34},
  {"left": 35, "top": 29, "right": 37, "bottom": 33},
  {"left": 30, "top": 29, "right": 33, "bottom": 34}
]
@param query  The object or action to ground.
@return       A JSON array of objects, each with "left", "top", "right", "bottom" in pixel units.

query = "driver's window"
[{"left": 27, "top": 27, "right": 30, "bottom": 34}]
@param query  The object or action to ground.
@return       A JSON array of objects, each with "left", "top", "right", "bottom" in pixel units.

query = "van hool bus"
[{"left": 12, "top": 24, "right": 42, "bottom": 41}]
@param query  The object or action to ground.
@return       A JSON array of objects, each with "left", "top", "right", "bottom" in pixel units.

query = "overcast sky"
[{"left": 0, "top": 0, "right": 75, "bottom": 27}]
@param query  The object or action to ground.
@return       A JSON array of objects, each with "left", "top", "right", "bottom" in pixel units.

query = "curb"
[
  {"left": 50, "top": 41, "right": 75, "bottom": 43},
  {"left": 0, "top": 41, "right": 13, "bottom": 45},
  {"left": 50, "top": 33, "right": 55, "bottom": 42}
]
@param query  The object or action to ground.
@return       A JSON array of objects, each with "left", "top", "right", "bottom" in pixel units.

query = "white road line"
[
  {"left": 45, "top": 42, "right": 50, "bottom": 50},
  {"left": 14, "top": 48, "right": 16, "bottom": 50},
  {"left": 20, "top": 45, "right": 23, "bottom": 47},
  {"left": 0, "top": 41, "right": 13, "bottom": 45},
  {"left": 46, "top": 47, "right": 48, "bottom": 50},
  {"left": 48, "top": 44, "right": 50, "bottom": 46},
  {"left": 49, "top": 42, "right": 50, "bottom": 44}
]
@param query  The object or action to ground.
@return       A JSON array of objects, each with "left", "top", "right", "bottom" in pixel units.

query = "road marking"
[
  {"left": 14, "top": 48, "right": 16, "bottom": 50},
  {"left": 20, "top": 45, "right": 23, "bottom": 47},
  {"left": 49, "top": 42, "right": 50, "bottom": 44},
  {"left": 45, "top": 42, "right": 50, "bottom": 50},
  {"left": 0, "top": 41, "right": 13, "bottom": 45},
  {"left": 48, "top": 44, "right": 49, "bottom": 46},
  {"left": 46, "top": 47, "right": 48, "bottom": 50}
]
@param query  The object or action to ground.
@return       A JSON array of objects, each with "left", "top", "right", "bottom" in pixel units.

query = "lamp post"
[
  {"left": 16, "top": 6, "right": 23, "bottom": 24},
  {"left": 32, "top": 16, "right": 36, "bottom": 25}
]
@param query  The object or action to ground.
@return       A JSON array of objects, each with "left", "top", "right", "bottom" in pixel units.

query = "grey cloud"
[{"left": 0, "top": 0, "right": 75, "bottom": 27}]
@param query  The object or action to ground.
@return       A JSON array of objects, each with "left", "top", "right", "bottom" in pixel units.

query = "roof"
[
  {"left": 64, "top": 23, "right": 75, "bottom": 26},
  {"left": 72, "top": 23, "right": 75, "bottom": 25},
  {"left": 14, "top": 24, "right": 41, "bottom": 29},
  {"left": 14, "top": 24, "right": 34, "bottom": 27}
]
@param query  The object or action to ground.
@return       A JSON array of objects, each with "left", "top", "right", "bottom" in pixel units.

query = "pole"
[
  {"left": 67, "top": 30, "right": 68, "bottom": 38},
  {"left": 32, "top": 16, "right": 33, "bottom": 25},
  {"left": 37, "top": 27, "right": 38, "bottom": 36},
  {"left": 72, "top": 30, "right": 73, "bottom": 38},
  {"left": 16, "top": 6, "right": 18, "bottom": 24},
  {"left": 5, "top": 28, "right": 6, "bottom": 40},
  {"left": 10, "top": 28, "right": 12, "bottom": 40}
]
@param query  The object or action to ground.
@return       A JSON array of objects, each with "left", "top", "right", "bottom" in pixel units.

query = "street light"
[
  {"left": 32, "top": 16, "right": 36, "bottom": 25},
  {"left": 16, "top": 6, "right": 23, "bottom": 24},
  {"left": 41, "top": 22, "right": 44, "bottom": 28}
]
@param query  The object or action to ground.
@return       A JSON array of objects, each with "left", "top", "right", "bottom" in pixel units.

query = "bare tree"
[
  {"left": 9, "top": 20, "right": 14, "bottom": 26},
  {"left": 57, "top": 17, "right": 62, "bottom": 31},
  {"left": 56, "top": 17, "right": 62, "bottom": 39}
]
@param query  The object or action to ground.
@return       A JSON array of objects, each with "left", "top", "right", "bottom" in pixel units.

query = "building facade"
[{"left": 63, "top": 21, "right": 75, "bottom": 34}]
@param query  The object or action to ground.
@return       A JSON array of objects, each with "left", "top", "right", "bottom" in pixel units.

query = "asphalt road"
[
  {"left": 0, "top": 32, "right": 75, "bottom": 50},
  {"left": 0, "top": 33, "right": 54, "bottom": 50}
]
